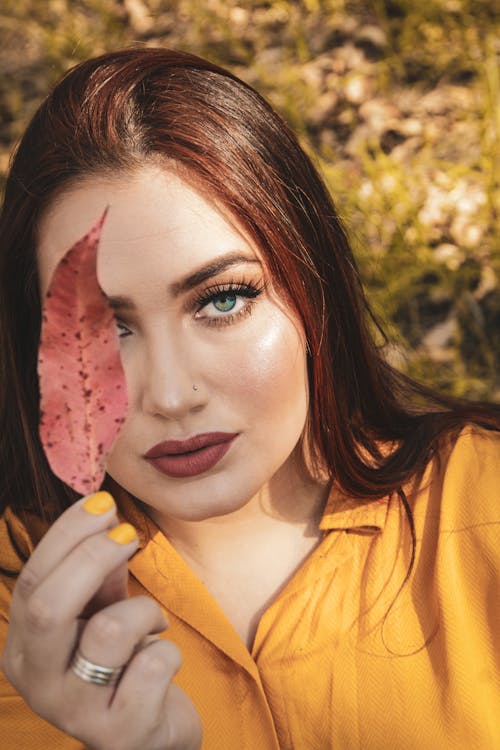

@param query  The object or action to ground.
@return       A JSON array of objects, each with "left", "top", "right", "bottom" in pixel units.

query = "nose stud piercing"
[{"left": 193, "top": 384, "right": 198, "bottom": 391}]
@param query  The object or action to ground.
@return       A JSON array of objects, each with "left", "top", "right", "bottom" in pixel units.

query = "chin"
[{"left": 163, "top": 494, "right": 253, "bottom": 522}]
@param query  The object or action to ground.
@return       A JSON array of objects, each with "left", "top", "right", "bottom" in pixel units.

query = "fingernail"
[
  {"left": 107, "top": 523, "right": 137, "bottom": 545},
  {"left": 83, "top": 491, "right": 115, "bottom": 515}
]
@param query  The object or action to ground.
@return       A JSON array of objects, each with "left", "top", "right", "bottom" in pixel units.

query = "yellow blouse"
[{"left": 1, "top": 425, "right": 499, "bottom": 749}]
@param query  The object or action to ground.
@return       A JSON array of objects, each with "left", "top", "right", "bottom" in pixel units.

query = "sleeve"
[{"left": 0, "top": 572, "right": 84, "bottom": 749}]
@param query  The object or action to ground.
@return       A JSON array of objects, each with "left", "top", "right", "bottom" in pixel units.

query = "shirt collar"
[{"left": 319, "top": 484, "right": 391, "bottom": 532}]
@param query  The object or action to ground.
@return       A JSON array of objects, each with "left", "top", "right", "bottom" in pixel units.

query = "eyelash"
[
  {"left": 114, "top": 278, "right": 266, "bottom": 337},
  {"left": 193, "top": 279, "right": 266, "bottom": 327}
]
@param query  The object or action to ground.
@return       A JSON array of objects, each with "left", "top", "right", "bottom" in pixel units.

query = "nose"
[{"left": 139, "top": 330, "right": 205, "bottom": 420}]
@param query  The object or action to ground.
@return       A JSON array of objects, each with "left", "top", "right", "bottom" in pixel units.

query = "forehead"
[{"left": 36, "top": 166, "right": 262, "bottom": 296}]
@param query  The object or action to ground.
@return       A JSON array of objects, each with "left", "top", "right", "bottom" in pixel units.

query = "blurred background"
[{"left": 1, "top": 0, "right": 499, "bottom": 401}]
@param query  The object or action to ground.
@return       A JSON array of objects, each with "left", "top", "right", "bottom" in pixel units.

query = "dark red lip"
[
  {"left": 144, "top": 432, "right": 238, "bottom": 478},
  {"left": 145, "top": 432, "right": 238, "bottom": 458}
]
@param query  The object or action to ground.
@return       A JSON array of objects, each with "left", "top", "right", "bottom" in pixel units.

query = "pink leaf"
[{"left": 37, "top": 210, "right": 128, "bottom": 495}]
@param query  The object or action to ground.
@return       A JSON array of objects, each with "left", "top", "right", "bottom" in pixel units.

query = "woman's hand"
[{"left": 1, "top": 492, "right": 202, "bottom": 750}]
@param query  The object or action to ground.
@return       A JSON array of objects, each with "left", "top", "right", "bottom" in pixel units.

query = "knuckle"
[
  {"left": 136, "top": 649, "right": 167, "bottom": 678},
  {"left": 136, "top": 640, "right": 182, "bottom": 678},
  {"left": 137, "top": 595, "right": 168, "bottom": 625},
  {"left": 164, "top": 641, "right": 182, "bottom": 670},
  {"left": 86, "top": 610, "right": 126, "bottom": 644},
  {"left": 24, "top": 594, "right": 57, "bottom": 632},
  {"left": 16, "top": 565, "right": 40, "bottom": 599},
  {"left": 2, "top": 633, "right": 31, "bottom": 692},
  {"left": 136, "top": 594, "right": 160, "bottom": 613}
]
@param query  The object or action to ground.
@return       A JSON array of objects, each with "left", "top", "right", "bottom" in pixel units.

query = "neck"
[{"left": 145, "top": 452, "right": 330, "bottom": 650}]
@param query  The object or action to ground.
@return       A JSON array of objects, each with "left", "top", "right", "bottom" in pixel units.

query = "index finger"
[{"left": 14, "top": 492, "right": 118, "bottom": 601}]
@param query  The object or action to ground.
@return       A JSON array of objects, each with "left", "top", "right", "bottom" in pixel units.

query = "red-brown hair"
[{"left": 1, "top": 47, "right": 499, "bottom": 521}]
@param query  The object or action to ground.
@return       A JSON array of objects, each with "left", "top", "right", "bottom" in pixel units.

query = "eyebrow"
[{"left": 107, "top": 252, "right": 262, "bottom": 311}]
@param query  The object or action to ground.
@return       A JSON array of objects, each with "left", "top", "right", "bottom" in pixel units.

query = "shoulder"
[
  {"left": 440, "top": 422, "right": 500, "bottom": 474},
  {"left": 406, "top": 424, "right": 500, "bottom": 573},
  {"left": 430, "top": 423, "right": 500, "bottom": 526}
]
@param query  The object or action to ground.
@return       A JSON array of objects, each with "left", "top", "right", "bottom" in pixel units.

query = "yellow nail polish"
[
  {"left": 83, "top": 491, "right": 115, "bottom": 515},
  {"left": 107, "top": 523, "right": 137, "bottom": 545}
]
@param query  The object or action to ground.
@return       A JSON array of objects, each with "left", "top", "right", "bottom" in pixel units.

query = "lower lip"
[{"left": 145, "top": 437, "right": 237, "bottom": 478}]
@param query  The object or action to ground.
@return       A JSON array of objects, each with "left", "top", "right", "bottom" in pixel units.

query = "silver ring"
[{"left": 71, "top": 648, "right": 125, "bottom": 686}]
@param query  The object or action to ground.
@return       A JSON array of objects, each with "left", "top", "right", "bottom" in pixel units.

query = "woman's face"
[{"left": 37, "top": 166, "right": 310, "bottom": 522}]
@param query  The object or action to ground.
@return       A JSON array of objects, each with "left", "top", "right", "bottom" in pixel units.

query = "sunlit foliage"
[{"left": 1, "top": 0, "right": 499, "bottom": 399}]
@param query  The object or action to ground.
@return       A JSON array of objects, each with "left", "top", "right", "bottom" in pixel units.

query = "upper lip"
[{"left": 144, "top": 432, "right": 238, "bottom": 458}]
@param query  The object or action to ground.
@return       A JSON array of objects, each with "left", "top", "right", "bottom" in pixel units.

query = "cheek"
[{"left": 216, "top": 311, "right": 308, "bottom": 412}]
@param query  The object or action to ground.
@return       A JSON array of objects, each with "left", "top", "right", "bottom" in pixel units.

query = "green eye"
[
  {"left": 194, "top": 280, "right": 265, "bottom": 326},
  {"left": 213, "top": 294, "right": 237, "bottom": 312}
]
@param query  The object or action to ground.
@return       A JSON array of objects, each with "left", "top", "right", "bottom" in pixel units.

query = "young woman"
[{"left": 0, "top": 48, "right": 499, "bottom": 750}]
